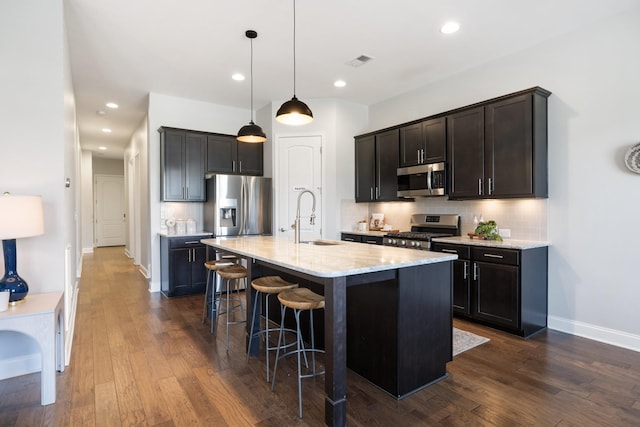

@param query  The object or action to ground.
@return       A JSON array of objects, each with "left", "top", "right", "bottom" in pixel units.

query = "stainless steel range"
[{"left": 383, "top": 214, "right": 460, "bottom": 250}]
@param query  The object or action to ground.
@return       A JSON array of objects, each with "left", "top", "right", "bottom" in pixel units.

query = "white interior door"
[
  {"left": 95, "top": 175, "right": 126, "bottom": 247},
  {"left": 276, "top": 135, "right": 322, "bottom": 241}
]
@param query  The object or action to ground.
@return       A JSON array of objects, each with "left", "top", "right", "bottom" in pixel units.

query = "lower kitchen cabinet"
[
  {"left": 432, "top": 242, "right": 548, "bottom": 337},
  {"left": 341, "top": 233, "right": 383, "bottom": 245},
  {"left": 160, "top": 234, "right": 212, "bottom": 297}
]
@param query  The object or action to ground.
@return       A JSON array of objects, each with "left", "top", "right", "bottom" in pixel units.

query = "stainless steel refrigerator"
[{"left": 204, "top": 175, "right": 272, "bottom": 237}]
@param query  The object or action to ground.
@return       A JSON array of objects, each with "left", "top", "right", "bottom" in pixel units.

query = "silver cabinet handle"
[
  {"left": 343, "top": 237, "right": 355, "bottom": 241},
  {"left": 184, "top": 241, "right": 199, "bottom": 244},
  {"left": 376, "top": 186, "right": 380, "bottom": 199},
  {"left": 463, "top": 261, "right": 468, "bottom": 280},
  {"left": 473, "top": 263, "right": 479, "bottom": 281},
  {"left": 365, "top": 239, "right": 378, "bottom": 244},
  {"left": 488, "top": 177, "right": 493, "bottom": 195},
  {"left": 370, "top": 187, "right": 373, "bottom": 200},
  {"left": 239, "top": 161, "right": 242, "bottom": 172},
  {"left": 478, "top": 178, "right": 483, "bottom": 195},
  {"left": 232, "top": 160, "right": 236, "bottom": 172},
  {"left": 417, "top": 149, "right": 421, "bottom": 164},
  {"left": 441, "top": 249, "right": 457, "bottom": 254},
  {"left": 483, "top": 253, "right": 504, "bottom": 259},
  {"left": 421, "top": 149, "right": 425, "bottom": 164},
  {"left": 188, "top": 249, "right": 192, "bottom": 263}
]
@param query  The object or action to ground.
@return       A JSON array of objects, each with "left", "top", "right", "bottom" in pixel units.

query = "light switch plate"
[{"left": 499, "top": 228, "right": 511, "bottom": 238}]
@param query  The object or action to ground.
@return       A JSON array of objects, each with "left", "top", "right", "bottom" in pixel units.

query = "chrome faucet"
[{"left": 293, "top": 190, "right": 316, "bottom": 243}]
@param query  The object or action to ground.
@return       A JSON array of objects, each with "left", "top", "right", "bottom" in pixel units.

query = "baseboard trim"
[
  {"left": 548, "top": 315, "right": 640, "bottom": 352},
  {"left": 0, "top": 353, "right": 41, "bottom": 381},
  {"left": 65, "top": 285, "right": 79, "bottom": 366},
  {"left": 82, "top": 247, "right": 94, "bottom": 254}
]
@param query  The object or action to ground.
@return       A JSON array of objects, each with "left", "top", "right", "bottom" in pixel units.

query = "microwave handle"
[{"left": 426, "top": 164, "right": 433, "bottom": 194}]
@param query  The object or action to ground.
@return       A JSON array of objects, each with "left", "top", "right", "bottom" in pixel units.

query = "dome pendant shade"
[
  {"left": 237, "top": 121, "right": 267, "bottom": 143},
  {"left": 237, "top": 29, "right": 266, "bottom": 143},
  {"left": 276, "top": 96, "right": 313, "bottom": 125}
]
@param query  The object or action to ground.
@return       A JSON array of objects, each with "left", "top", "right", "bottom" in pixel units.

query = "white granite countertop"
[
  {"left": 432, "top": 235, "right": 550, "bottom": 250},
  {"left": 201, "top": 235, "right": 457, "bottom": 278},
  {"left": 158, "top": 231, "right": 213, "bottom": 238}
]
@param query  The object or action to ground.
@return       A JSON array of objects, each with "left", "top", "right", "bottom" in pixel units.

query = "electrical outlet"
[{"left": 499, "top": 228, "right": 511, "bottom": 238}]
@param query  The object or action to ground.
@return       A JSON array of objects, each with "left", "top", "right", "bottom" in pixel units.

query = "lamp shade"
[
  {"left": 276, "top": 96, "right": 314, "bottom": 126},
  {"left": 0, "top": 195, "right": 44, "bottom": 239},
  {"left": 237, "top": 121, "right": 267, "bottom": 143}
]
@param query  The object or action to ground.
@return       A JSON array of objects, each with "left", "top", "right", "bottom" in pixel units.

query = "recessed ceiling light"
[
  {"left": 232, "top": 73, "right": 245, "bottom": 81},
  {"left": 98, "top": 146, "right": 107, "bottom": 151},
  {"left": 96, "top": 110, "right": 106, "bottom": 116},
  {"left": 441, "top": 21, "right": 460, "bottom": 34},
  {"left": 106, "top": 102, "right": 118, "bottom": 109},
  {"left": 334, "top": 80, "right": 346, "bottom": 88},
  {"left": 101, "top": 128, "right": 112, "bottom": 133}
]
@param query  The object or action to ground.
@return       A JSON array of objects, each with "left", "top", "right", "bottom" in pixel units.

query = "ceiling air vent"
[{"left": 346, "top": 54, "right": 374, "bottom": 67}]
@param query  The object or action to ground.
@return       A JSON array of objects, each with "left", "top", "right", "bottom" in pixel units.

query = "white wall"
[
  {"left": 93, "top": 157, "right": 125, "bottom": 175},
  {"left": 80, "top": 151, "right": 94, "bottom": 252},
  {"left": 146, "top": 93, "right": 248, "bottom": 292},
  {"left": 366, "top": 7, "right": 640, "bottom": 350},
  {"left": 0, "top": 0, "right": 80, "bottom": 377}
]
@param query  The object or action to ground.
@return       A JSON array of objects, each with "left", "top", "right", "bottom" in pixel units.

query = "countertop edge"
[{"left": 432, "top": 236, "right": 550, "bottom": 250}]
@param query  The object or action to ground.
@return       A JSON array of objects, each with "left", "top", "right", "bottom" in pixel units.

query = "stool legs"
[
  {"left": 272, "top": 305, "right": 321, "bottom": 419},
  {"left": 216, "top": 275, "right": 246, "bottom": 351}
]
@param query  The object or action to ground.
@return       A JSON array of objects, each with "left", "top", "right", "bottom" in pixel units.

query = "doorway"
[
  {"left": 94, "top": 174, "right": 126, "bottom": 247},
  {"left": 275, "top": 135, "right": 323, "bottom": 241}
]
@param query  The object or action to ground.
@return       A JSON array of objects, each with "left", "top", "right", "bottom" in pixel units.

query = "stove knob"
[
  {"left": 410, "top": 241, "right": 416, "bottom": 247},
  {"left": 415, "top": 241, "right": 422, "bottom": 248},
  {"left": 400, "top": 240, "right": 406, "bottom": 247}
]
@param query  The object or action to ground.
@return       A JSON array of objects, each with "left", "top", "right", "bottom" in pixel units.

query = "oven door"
[{"left": 397, "top": 162, "right": 446, "bottom": 197}]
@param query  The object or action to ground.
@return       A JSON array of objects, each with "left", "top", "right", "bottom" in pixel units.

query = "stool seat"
[
  {"left": 204, "top": 259, "right": 235, "bottom": 271},
  {"left": 278, "top": 288, "right": 325, "bottom": 311},
  {"left": 251, "top": 276, "right": 298, "bottom": 294},
  {"left": 218, "top": 264, "right": 248, "bottom": 280}
]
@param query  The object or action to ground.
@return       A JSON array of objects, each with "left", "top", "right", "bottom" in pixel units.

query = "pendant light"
[
  {"left": 276, "top": 0, "right": 313, "bottom": 125},
  {"left": 237, "top": 30, "right": 267, "bottom": 143}
]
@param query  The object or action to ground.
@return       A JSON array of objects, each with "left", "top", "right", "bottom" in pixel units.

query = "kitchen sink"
[{"left": 300, "top": 240, "right": 341, "bottom": 246}]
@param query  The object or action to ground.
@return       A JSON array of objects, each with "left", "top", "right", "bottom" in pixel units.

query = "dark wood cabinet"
[
  {"left": 432, "top": 242, "right": 548, "bottom": 337},
  {"left": 355, "top": 129, "right": 402, "bottom": 202},
  {"left": 160, "top": 235, "right": 212, "bottom": 297},
  {"left": 159, "top": 128, "right": 206, "bottom": 202},
  {"left": 448, "top": 87, "right": 550, "bottom": 199},
  {"left": 206, "top": 133, "right": 263, "bottom": 176},
  {"left": 399, "top": 117, "right": 446, "bottom": 167},
  {"left": 340, "top": 233, "right": 383, "bottom": 245}
]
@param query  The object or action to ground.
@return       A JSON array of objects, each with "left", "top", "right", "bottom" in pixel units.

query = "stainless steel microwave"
[{"left": 397, "top": 162, "right": 447, "bottom": 198}]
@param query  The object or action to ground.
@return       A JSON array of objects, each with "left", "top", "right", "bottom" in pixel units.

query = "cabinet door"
[
  {"left": 473, "top": 261, "right": 519, "bottom": 329},
  {"left": 190, "top": 246, "right": 208, "bottom": 292},
  {"left": 207, "top": 134, "right": 236, "bottom": 173},
  {"left": 170, "top": 248, "right": 193, "bottom": 295},
  {"left": 355, "top": 135, "right": 376, "bottom": 202},
  {"left": 422, "top": 117, "right": 446, "bottom": 163},
  {"left": 399, "top": 123, "right": 423, "bottom": 167},
  {"left": 485, "top": 94, "right": 533, "bottom": 197},
  {"left": 447, "top": 107, "right": 485, "bottom": 199},
  {"left": 162, "top": 130, "right": 186, "bottom": 201},
  {"left": 237, "top": 141, "right": 263, "bottom": 175},
  {"left": 452, "top": 259, "right": 471, "bottom": 316},
  {"left": 375, "top": 129, "right": 400, "bottom": 201},
  {"left": 185, "top": 133, "right": 206, "bottom": 201}
]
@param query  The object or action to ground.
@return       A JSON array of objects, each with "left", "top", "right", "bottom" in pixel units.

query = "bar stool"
[
  {"left": 246, "top": 276, "right": 299, "bottom": 382},
  {"left": 216, "top": 264, "right": 248, "bottom": 351},
  {"left": 272, "top": 287, "right": 325, "bottom": 418},
  {"left": 201, "top": 258, "right": 236, "bottom": 333}
]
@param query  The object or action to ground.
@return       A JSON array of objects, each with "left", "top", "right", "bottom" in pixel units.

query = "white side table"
[{"left": 0, "top": 291, "right": 65, "bottom": 405}]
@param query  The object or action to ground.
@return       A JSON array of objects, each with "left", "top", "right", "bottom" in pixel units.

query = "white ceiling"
[{"left": 64, "top": 0, "right": 640, "bottom": 159}]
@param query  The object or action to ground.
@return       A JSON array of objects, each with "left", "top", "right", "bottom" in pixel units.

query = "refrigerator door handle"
[{"left": 239, "top": 177, "right": 246, "bottom": 234}]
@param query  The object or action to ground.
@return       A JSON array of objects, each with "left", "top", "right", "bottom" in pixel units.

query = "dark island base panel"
[{"left": 251, "top": 261, "right": 453, "bottom": 400}]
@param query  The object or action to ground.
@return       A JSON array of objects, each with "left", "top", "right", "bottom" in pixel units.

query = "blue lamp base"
[{"left": 0, "top": 239, "right": 29, "bottom": 303}]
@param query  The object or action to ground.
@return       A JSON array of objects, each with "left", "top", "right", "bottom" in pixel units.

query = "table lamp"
[{"left": 0, "top": 193, "right": 44, "bottom": 303}]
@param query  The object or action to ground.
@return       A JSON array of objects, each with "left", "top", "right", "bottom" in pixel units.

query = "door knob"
[{"left": 279, "top": 227, "right": 287, "bottom": 232}]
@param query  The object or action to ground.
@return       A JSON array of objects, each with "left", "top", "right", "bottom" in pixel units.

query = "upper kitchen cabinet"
[
  {"left": 355, "top": 129, "right": 402, "bottom": 202},
  {"left": 207, "top": 133, "right": 263, "bottom": 176},
  {"left": 399, "top": 117, "right": 446, "bottom": 167},
  {"left": 448, "top": 87, "right": 551, "bottom": 199},
  {"left": 159, "top": 127, "right": 206, "bottom": 202}
]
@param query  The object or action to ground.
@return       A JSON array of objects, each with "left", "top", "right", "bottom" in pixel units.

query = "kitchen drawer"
[
  {"left": 432, "top": 242, "right": 470, "bottom": 259},
  {"left": 472, "top": 247, "right": 519, "bottom": 266},
  {"left": 362, "top": 236, "right": 383, "bottom": 245},
  {"left": 168, "top": 235, "right": 211, "bottom": 249},
  {"left": 341, "top": 233, "right": 362, "bottom": 243}
]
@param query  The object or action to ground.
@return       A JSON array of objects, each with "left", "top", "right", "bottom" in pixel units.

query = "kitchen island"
[{"left": 201, "top": 235, "right": 457, "bottom": 427}]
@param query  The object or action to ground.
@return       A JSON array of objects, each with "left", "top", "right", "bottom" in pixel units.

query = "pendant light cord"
[
  {"left": 250, "top": 36, "right": 254, "bottom": 122},
  {"left": 292, "top": 0, "right": 297, "bottom": 97}
]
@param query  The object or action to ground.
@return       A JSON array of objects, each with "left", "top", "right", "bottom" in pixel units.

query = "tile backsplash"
[
  {"left": 160, "top": 202, "right": 205, "bottom": 233},
  {"left": 342, "top": 198, "right": 547, "bottom": 241}
]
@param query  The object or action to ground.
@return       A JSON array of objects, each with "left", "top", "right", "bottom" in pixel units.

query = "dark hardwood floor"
[{"left": 1, "top": 246, "right": 639, "bottom": 426}]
